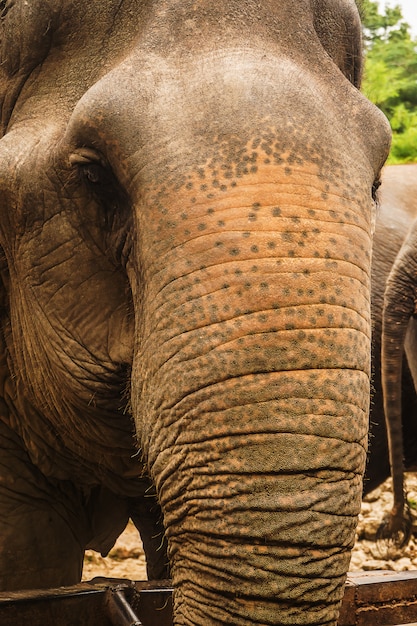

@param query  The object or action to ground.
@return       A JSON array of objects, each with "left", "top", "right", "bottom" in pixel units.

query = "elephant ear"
[
  {"left": 310, "top": 0, "right": 363, "bottom": 88},
  {"left": 0, "top": 0, "right": 57, "bottom": 76},
  {"left": 0, "top": 0, "right": 58, "bottom": 133}
]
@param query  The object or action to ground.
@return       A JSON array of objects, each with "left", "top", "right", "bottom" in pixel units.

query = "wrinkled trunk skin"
[
  {"left": 129, "top": 162, "right": 371, "bottom": 625},
  {"left": 63, "top": 39, "right": 389, "bottom": 626}
]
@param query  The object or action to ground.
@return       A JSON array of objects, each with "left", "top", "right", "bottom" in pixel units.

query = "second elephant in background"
[{"left": 367, "top": 163, "right": 417, "bottom": 544}]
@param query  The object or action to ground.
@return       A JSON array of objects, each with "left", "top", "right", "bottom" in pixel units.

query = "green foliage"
[
  {"left": 407, "top": 496, "right": 417, "bottom": 511},
  {"left": 358, "top": 1, "right": 417, "bottom": 163}
]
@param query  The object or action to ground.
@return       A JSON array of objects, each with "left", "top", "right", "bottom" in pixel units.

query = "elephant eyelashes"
[{"left": 69, "top": 149, "right": 110, "bottom": 186}]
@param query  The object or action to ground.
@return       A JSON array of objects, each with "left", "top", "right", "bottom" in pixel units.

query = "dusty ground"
[
  {"left": 82, "top": 473, "right": 417, "bottom": 581},
  {"left": 82, "top": 522, "right": 148, "bottom": 581},
  {"left": 351, "top": 472, "right": 417, "bottom": 572}
]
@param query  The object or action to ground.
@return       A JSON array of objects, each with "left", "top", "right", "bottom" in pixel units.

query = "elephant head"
[{"left": 0, "top": 1, "right": 390, "bottom": 624}]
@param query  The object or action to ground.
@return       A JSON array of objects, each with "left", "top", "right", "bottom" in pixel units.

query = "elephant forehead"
[{"left": 65, "top": 47, "right": 386, "bottom": 192}]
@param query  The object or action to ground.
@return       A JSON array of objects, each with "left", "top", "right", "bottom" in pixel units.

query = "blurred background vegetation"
[{"left": 358, "top": 0, "right": 417, "bottom": 163}]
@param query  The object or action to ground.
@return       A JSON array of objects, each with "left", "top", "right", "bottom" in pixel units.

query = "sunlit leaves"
[{"left": 358, "top": 0, "right": 417, "bottom": 163}]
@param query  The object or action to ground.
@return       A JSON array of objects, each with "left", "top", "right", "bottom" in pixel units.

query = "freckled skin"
[{"left": 0, "top": 1, "right": 390, "bottom": 624}]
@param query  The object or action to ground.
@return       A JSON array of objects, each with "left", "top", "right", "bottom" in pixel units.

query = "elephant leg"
[
  {"left": 130, "top": 493, "right": 169, "bottom": 580},
  {"left": 405, "top": 318, "right": 417, "bottom": 391},
  {"left": 380, "top": 236, "right": 417, "bottom": 547},
  {"left": 0, "top": 420, "right": 88, "bottom": 590},
  {"left": 85, "top": 487, "right": 130, "bottom": 557}
]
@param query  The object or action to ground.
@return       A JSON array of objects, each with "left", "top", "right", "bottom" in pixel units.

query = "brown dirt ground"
[
  {"left": 82, "top": 473, "right": 417, "bottom": 582},
  {"left": 82, "top": 522, "right": 148, "bottom": 581}
]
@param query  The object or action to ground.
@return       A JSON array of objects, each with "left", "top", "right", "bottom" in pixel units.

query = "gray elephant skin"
[
  {"left": 366, "top": 164, "right": 417, "bottom": 493},
  {"left": 368, "top": 164, "right": 417, "bottom": 544},
  {"left": 0, "top": 1, "right": 390, "bottom": 624}
]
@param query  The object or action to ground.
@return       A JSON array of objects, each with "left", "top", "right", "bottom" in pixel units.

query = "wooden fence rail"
[
  {"left": 1, "top": 570, "right": 417, "bottom": 624},
  {"left": 340, "top": 570, "right": 417, "bottom": 626}
]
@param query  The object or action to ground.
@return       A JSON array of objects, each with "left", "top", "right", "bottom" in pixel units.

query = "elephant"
[
  {"left": 0, "top": 1, "right": 390, "bottom": 624},
  {"left": 365, "top": 164, "right": 417, "bottom": 498},
  {"left": 366, "top": 164, "right": 417, "bottom": 545}
]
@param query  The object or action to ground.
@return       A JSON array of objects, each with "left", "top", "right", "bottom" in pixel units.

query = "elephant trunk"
[
  {"left": 147, "top": 385, "right": 365, "bottom": 625},
  {"left": 130, "top": 174, "right": 370, "bottom": 624}
]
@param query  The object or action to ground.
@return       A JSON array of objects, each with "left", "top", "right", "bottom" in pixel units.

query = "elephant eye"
[
  {"left": 80, "top": 162, "right": 105, "bottom": 185},
  {"left": 372, "top": 178, "right": 381, "bottom": 203},
  {"left": 68, "top": 147, "right": 131, "bottom": 261},
  {"left": 0, "top": 0, "right": 11, "bottom": 19},
  {"left": 69, "top": 148, "right": 108, "bottom": 185}
]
